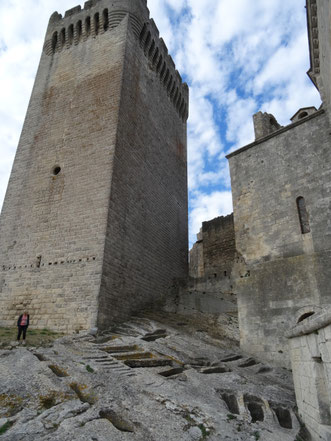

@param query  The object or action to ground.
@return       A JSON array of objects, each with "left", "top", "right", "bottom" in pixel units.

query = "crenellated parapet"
[
  {"left": 306, "top": 0, "right": 320, "bottom": 88},
  {"left": 139, "top": 20, "right": 189, "bottom": 121},
  {"left": 43, "top": 0, "right": 188, "bottom": 121},
  {"left": 43, "top": 1, "right": 146, "bottom": 56}
]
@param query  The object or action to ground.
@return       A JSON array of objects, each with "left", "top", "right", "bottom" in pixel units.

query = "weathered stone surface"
[
  {"left": 0, "top": 314, "right": 302, "bottom": 441},
  {"left": 288, "top": 308, "right": 331, "bottom": 441}
]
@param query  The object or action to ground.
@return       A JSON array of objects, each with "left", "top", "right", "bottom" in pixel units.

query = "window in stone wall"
[
  {"left": 52, "top": 32, "right": 58, "bottom": 53},
  {"left": 85, "top": 17, "right": 91, "bottom": 37},
  {"left": 296, "top": 196, "right": 310, "bottom": 234},
  {"left": 94, "top": 13, "right": 100, "bottom": 35}
]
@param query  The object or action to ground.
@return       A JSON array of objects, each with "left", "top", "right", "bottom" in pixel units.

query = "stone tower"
[{"left": 0, "top": 0, "right": 189, "bottom": 332}]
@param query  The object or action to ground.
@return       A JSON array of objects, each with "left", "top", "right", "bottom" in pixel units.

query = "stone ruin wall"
[{"left": 185, "top": 214, "right": 237, "bottom": 319}]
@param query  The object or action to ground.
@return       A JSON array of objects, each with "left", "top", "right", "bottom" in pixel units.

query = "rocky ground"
[{"left": 0, "top": 312, "right": 305, "bottom": 440}]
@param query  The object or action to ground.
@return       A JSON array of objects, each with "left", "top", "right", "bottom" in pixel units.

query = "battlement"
[
  {"left": 43, "top": 0, "right": 188, "bottom": 121},
  {"left": 139, "top": 20, "right": 189, "bottom": 121}
]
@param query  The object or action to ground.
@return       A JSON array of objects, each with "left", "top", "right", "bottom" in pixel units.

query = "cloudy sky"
[{"left": 0, "top": 0, "right": 321, "bottom": 246}]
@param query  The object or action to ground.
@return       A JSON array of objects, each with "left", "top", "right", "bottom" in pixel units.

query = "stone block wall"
[
  {"left": 0, "top": 0, "right": 188, "bottom": 332},
  {"left": 227, "top": 110, "right": 331, "bottom": 367},
  {"left": 97, "top": 11, "right": 188, "bottom": 328},
  {"left": 288, "top": 307, "right": 331, "bottom": 441}
]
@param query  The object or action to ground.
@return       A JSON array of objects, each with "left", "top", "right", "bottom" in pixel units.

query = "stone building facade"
[
  {"left": 0, "top": 0, "right": 188, "bottom": 332},
  {"left": 226, "top": 0, "right": 331, "bottom": 367}
]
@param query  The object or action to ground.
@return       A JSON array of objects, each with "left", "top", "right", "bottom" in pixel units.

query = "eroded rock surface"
[{"left": 0, "top": 312, "right": 300, "bottom": 440}]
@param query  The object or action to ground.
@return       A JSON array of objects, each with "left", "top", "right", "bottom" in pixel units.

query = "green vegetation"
[
  {"left": 0, "top": 394, "right": 23, "bottom": 417},
  {"left": 253, "top": 431, "right": 260, "bottom": 440},
  {"left": 0, "top": 327, "right": 62, "bottom": 348},
  {"left": 39, "top": 392, "right": 57, "bottom": 409},
  {"left": 227, "top": 413, "right": 237, "bottom": 420},
  {"left": 86, "top": 364, "right": 95, "bottom": 373},
  {"left": 198, "top": 423, "right": 210, "bottom": 440},
  {"left": 0, "top": 421, "right": 14, "bottom": 435}
]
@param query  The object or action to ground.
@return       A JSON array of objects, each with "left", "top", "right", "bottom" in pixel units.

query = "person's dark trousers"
[{"left": 17, "top": 325, "right": 28, "bottom": 341}]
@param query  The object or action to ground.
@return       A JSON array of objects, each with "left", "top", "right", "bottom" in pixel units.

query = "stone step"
[
  {"left": 124, "top": 358, "right": 173, "bottom": 368},
  {"left": 113, "top": 352, "right": 154, "bottom": 361}
]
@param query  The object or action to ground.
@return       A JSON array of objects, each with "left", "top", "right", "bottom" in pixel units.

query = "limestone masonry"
[{"left": 0, "top": 0, "right": 188, "bottom": 332}]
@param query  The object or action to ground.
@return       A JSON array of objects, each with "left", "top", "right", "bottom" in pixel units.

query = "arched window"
[
  {"left": 299, "top": 111, "right": 308, "bottom": 119},
  {"left": 103, "top": 9, "right": 109, "bottom": 31},
  {"left": 296, "top": 196, "right": 310, "bottom": 234}
]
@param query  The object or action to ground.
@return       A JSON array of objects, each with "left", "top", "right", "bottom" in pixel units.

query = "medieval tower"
[{"left": 0, "top": 0, "right": 189, "bottom": 332}]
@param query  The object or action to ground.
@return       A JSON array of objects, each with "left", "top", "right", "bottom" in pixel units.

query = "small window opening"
[
  {"left": 94, "top": 12, "right": 100, "bottom": 35},
  {"left": 163, "top": 69, "right": 170, "bottom": 85},
  {"left": 148, "top": 40, "right": 155, "bottom": 58},
  {"left": 299, "top": 111, "right": 308, "bottom": 119},
  {"left": 224, "top": 271, "right": 227, "bottom": 277},
  {"left": 139, "top": 24, "right": 147, "bottom": 44},
  {"left": 167, "top": 76, "right": 173, "bottom": 92},
  {"left": 103, "top": 9, "right": 109, "bottom": 31},
  {"left": 68, "top": 24, "right": 74, "bottom": 45},
  {"left": 144, "top": 32, "right": 151, "bottom": 52},
  {"left": 60, "top": 28, "right": 66, "bottom": 47},
  {"left": 76, "top": 20, "right": 82, "bottom": 40},
  {"left": 156, "top": 55, "right": 163, "bottom": 72},
  {"left": 296, "top": 196, "right": 310, "bottom": 234},
  {"left": 160, "top": 62, "right": 166, "bottom": 78},
  {"left": 152, "top": 48, "right": 159, "bottom": 66},
  {"left": 297, "top": 311, "right": 315, "bottom": 323},
  {"left": 85, "top": 16, "right": 91, "bottom": 36},
  {"left": 36, "top": 256, "right": 42, "bottom": 269},
  {"left": 52, "top": 32, "right": 58, "bottom": 53},
  {"left": 53, "top": 166, "right": 61, "bottom": 176}
]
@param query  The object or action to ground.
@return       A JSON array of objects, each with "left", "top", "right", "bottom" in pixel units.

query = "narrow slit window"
[
  {"left": 94, "top": 13, "right": 100, "bottom": 35},
  {"left": 297, "top": 196, "right": 310, "bottom": 234},
  {"left": 103, "top": 9, "right": 109, "bottom": 31},
  {"left": 85, "top": 16, "right": 91, "bottom": 36},
  {"left": 68, "top": 24, "right": 74, "bottom": 45},
  {"left": 76, "top": 20, "right": 82, "bottom": 41},
  {"left": 52, "top": 32, "right": 58, "bottom": 53},
  {"left": 60, "top": 28, "right": 66, "bottom": 47}
]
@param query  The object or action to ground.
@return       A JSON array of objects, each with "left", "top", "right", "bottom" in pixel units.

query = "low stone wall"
[{"left": 287, "top": 307, "right": 331, "bottom": 441}]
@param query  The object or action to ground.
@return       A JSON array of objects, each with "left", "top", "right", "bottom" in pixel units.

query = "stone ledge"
[{"left": 286, "top": 306, "right": 331, "bottom": 339}]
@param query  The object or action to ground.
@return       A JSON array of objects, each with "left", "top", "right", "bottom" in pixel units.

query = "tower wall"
[
  {"left": 0, "top": 0, "right": 188, "bottom": 332},
  {"left": 98, "top": 12, "right": 188, "bottom": 327}
]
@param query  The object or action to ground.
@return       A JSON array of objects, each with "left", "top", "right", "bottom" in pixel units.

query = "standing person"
[{"left": 17, "top": 311, "right": 30, "bottom": 345}]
